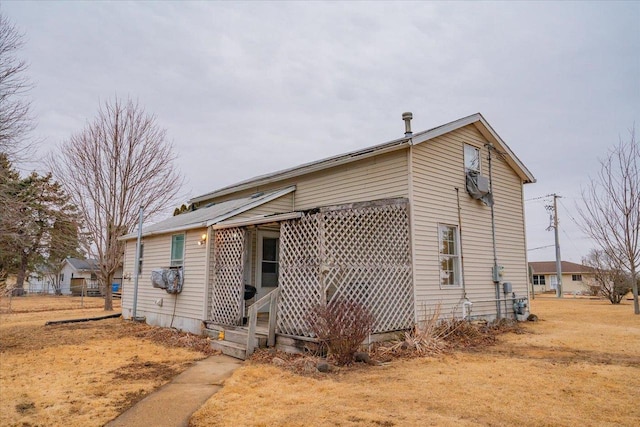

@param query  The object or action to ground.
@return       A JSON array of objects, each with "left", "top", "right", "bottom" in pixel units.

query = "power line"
[
  {"left": 558, "top": 198, "right": 582, "bottom": 228},
  {"left": 525, "top": 194, "right": 554, "bottom": 202},
  {"left": 527, "top": 244, "right": 555, "bottom": 251}
]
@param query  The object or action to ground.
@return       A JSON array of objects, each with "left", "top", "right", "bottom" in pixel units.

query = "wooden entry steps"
[{"left": 204, "top": 326, "right": 268, "bottom": 360}]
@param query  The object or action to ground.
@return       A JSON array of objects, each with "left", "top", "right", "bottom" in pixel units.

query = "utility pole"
[
  {"left": 553, "top": 194, "right": 563, "bottom": 298},
  {"left": 546, "top": 194, "right": 563, "bottom": 298}
]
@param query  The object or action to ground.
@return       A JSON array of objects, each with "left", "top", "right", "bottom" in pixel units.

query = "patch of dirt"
[
  {"left": 130, "top": 324, "right": 218, "bottom": 356},
  {"left": 111, "top": 359, "right": 181, "bottom": 382},
  {"left": 15, "top": 402, "right": 35, "bottom": 414}
]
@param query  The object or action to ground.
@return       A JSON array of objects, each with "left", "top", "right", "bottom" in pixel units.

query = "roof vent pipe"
[{"left": 402, "top": 112, "right": 413, "bottom": 136}]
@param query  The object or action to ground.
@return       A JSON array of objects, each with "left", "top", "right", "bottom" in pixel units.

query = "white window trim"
[
  {"left": 170, "top": 233, "right": 186, "bottom": 267},
  {"left": 255, "top": 229, "right": 280, "bottom": 290},
  {"left": 438, "top": 223, "right": 462, "bottom": 288}
]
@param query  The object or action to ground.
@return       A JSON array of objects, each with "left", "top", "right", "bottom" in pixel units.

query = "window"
[
  {"left": 260, "top": 236, "right": 280, "bottom": 287},
  {"left": 533, "top": 275, "right": 546, "bottom": 285},
  {"left": 438, "top": 224, "right": 461, "bottom": 287},
  {"left": 464, "top": 144, "right": 480, "bottom": 173},
  {"left": 572, "top": 274, "right": 582, "bottom": 282},
  {"left": 170, "top": 234, "right": 185, "bottom": 267}
]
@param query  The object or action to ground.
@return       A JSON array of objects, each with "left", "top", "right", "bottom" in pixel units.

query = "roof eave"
[{"left": 119, "top": 186, "right": 297, "bottom": 240}]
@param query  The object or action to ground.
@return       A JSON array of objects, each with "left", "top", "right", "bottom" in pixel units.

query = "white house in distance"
[
  {"left": 529, "top": 261, "right": 595, "bottom": 294},
  {"left": 58, "top": 258, "right": 101, "bottom": 295},
  {"left": 120, "top": 113, "right": 535, "bottom": 358}
]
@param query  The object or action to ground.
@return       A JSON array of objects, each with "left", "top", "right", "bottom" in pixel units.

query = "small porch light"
[{"left": 197, "top": 233, "right": 207, "bottom": 246}]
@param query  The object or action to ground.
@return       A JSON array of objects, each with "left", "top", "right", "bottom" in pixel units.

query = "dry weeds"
[
  {"left": 191, "top": 295, "right": 640, "bottom": 427},
  {"left": 0, "top": 295, "right": 216, "bottom": 427}
]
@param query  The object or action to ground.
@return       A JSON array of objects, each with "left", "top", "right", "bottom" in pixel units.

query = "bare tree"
[
  {"left": 578, "top": 128, "right": 639, "bottom": 314},
  {"left": 49, "top": 97, "right": 183, "bottom": 310},
  {"left": 0, "top": 11, "right": 33, "bottom": 160},
  {"left": 583, "top": 249, "right": 633, "bottom": 304}
]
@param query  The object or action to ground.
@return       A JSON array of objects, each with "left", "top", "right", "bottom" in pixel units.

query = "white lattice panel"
[
  {"left": 278, "top": 214, "right": 323, "bottom": 336},
  {"left": 278, "top": 199, "right": 414, "bottom": 337},
  {"left": 210, "top": 228, "right": 244, "bottom": 325}
]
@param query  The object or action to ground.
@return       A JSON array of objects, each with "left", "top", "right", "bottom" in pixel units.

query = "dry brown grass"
[
  {"left": 0, "top": 294, "right": 108, "bottom": 313},
  {"left": 191, "top": 295, "right": 640, "bottom": 427},
  {"left": 0, "top": 295, "right": 213, "bottom": 427}
]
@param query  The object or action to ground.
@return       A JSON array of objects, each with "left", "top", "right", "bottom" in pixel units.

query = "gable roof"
[
  {"left": 529, "top": 261, "right": 595, "bottom": 274},
  {"left": 64, "top": 258, "right": 99, "bottom": 272},
  {"left": 190, "top": 113, "right": 535, "bottom": 204},
  {"left": 120, "top": 186, "right": 295, "bottom": 240}
]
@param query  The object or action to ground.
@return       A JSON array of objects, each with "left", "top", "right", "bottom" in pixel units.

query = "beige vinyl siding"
[
  {"left": 232, "top": 193, "right": 294, "bottom": 219},
  {"left": 121, "top": 228, "right": 208, "bottom": 333},
  {"left": 411, "top": 124, "right": 528, "bottom": 319},
  {"left": 198, "top": 150, "right": 408, "bottom": 211}
]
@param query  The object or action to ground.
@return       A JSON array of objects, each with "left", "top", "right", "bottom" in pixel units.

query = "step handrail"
[{"left": 246, "top": 287, "right": 280, "bottom": 356}]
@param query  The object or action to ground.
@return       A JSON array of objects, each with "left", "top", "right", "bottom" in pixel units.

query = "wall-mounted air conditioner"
[
  {"left": 151, "top": 267, "right": 184, "bottom": 294},
  {"left": 466, "top": 171, "right": 493, "bottom": 206}
]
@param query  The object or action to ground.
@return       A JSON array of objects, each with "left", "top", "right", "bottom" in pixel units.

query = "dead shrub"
[
  {"left": 307, "top": 299, "right": 375, "bottom": 365},
  {"left": 381, "top": 304, "right": 448, "bottom": 356},
  {"left": 380, "top": 305, "right": 525, "bottom": 357}
]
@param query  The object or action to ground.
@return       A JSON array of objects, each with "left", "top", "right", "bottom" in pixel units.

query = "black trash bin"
[{"left": 244, "top": 285, "right": 257, "bottom": 300}]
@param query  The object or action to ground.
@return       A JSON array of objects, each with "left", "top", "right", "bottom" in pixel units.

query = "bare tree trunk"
[
  {"left": 104, "top": 272, "right": 114, "bottom": 311},
  {"left": 631, "top": 266, "right": 639, "bottom": 315},
  {"left": 14, "top": 255, "right": 27, "bottom": 295}
]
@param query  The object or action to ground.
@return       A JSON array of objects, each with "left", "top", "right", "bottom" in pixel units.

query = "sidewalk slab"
[{"left": 106, "top": 355, "right": 242, "bottom": 427}]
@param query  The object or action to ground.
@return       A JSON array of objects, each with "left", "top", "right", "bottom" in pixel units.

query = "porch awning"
[{"left": 119, "top": 186, "right": 295, "bottom": 240}]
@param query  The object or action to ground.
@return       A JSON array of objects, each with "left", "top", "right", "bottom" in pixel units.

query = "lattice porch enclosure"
[
  {"left": 278, "top": 198, "right": 414, "bottom": 338},
  {"left": 209, "top": 227, "right": 245, "bottom": 325}
]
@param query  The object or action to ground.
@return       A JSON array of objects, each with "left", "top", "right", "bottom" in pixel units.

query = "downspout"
[
  {"left": 487, "top": 144, "right": 501, "bottom": 319},
  {"left": 132, "top": 207, "right": 144, "bottom": 320},
  {"left": 456, "top": 187, "right": 472, "bottom": 320}
]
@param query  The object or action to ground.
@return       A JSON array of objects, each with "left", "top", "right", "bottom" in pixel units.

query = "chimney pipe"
[{"left": 402, "top": 112, "right": 413, "bottom": 136}]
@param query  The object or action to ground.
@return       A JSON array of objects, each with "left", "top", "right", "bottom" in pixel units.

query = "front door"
[
  {"left": 549, "top": 275, "right": 557, "bottom": 291},
  {"left": 256, "top": 230, "right": 280, "bottom": 302}
]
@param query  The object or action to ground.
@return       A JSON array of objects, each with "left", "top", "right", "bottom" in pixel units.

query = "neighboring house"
[
  {"left": 120, "top": 113, "right": 535, "bottom": 356},
  {"left": 529, "top": 261, "right": 595, "bottom": 294},
  {"left": 58, "top": 258, "right": 101, "bottom": 295}
]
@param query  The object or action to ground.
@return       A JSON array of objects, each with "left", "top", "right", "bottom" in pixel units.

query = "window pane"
[
  {"left": 438, "top": 225, "right": 459, "bottom": 286},
  {"left": 262, "top": 238, "right": 278, "bottom": 261},
  {"left": 171, "top": 234, "right": 185, "bottom": 266},
  {"left": 262, "top": 261, "right": 277, "bottom": 274},
  {"left": 464, "top": 145, "right": 480, "bottom": 172}
]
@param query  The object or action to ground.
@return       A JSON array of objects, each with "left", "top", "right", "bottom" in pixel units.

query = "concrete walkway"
[{"left": 106, "top": 355, "right": 242, "bottom": 427}]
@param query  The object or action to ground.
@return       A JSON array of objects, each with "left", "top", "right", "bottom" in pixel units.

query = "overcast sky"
[{"left": 4, "top": 1, "right": 639, "bottom": 264}]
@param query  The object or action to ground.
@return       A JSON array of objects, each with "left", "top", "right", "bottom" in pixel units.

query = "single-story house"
[
  {"left": 120, "top": 112, "right": 535, "bottom": 357},
  {"left": 58, "top": 258, "right": 100, "bottom": 295},
  {"left": 529, "top": 261, "right": 595, "bottom": 294}
]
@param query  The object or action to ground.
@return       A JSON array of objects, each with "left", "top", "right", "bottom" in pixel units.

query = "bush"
[{"left": 307, "top": 299, "right": 375, "bottom": 365}]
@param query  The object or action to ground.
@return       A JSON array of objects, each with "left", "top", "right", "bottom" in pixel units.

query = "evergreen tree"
[{"left": 0, "top": 154, "right": 82, "bottom": 294}]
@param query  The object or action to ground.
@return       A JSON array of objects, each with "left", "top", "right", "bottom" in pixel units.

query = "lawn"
[
  {"left": 2, "top": 294, "right": 638, "bottom": 427},
  {"left": 191, "top": 295, "right": 640, "bottom": 426},
  {"left": 0, "top": 295, "right": 213, "bottom": 427}
]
